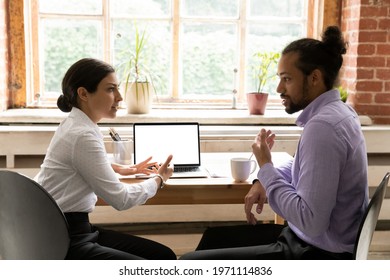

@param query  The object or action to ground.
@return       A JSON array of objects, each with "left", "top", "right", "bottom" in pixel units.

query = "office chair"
[
  {"left": 0, "top": 170, "right": 70, "bottom": 259},
  {"left": 353, "top": 172, "right": 389, "bottom": 260}
]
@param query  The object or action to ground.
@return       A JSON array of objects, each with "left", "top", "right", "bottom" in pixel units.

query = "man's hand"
[
  {"left": 251, "top": 128, "right": 275, "bottom": 167},
  {"left": 244, "top": 180, "right": 267, "bottom": 225}
]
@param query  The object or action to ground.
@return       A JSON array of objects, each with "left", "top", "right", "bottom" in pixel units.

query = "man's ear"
[
  {"left": 308, "top": 69, "right": 323, "bottom": 86},
  {"left": 77, "top": 87, "right": 89, "bottom": 102}
]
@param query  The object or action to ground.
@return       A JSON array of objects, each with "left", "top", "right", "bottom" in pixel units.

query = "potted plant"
[
  {"left": 247, "top": 51, "right": 280, "bottom": 115},
  {"left": 117, "top": 25, "right": 157, "bottom": 114},
  {"left": 338, "top": 86, "right": 348, "bottom": 102}
]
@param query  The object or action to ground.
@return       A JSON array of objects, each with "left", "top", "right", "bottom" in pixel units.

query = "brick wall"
[
  {"left": 0, "top": 0, "right": 8, "bottom": 112},
  {"left": 341, "top": 0, "right": 390, "bottom": 124}
]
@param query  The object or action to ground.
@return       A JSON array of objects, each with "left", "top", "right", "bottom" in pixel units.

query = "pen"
[{"left": 109, "top": 127, "right": 122, "bottom": 141}]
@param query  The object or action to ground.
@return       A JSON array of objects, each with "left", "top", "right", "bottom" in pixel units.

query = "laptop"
[{"left": 133, "top": 122, "right": 209, "bottom": 178}]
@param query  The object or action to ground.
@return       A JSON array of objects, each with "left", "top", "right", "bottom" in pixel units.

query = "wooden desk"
[{"left": 109, "top": 152, "right": 292, "bottom": 225}]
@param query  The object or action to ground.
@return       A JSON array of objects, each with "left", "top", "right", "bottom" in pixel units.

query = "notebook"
[{"left": 133, "top": 122, "right": 209, "bottom": 178}]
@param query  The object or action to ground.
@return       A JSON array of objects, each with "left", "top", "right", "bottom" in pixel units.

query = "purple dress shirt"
[{"left": 258, "top": 89, "right": 368, "bottom": 253}]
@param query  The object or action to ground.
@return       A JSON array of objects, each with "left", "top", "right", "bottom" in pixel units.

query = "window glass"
[
  {"left": 246, "top": 22, "right": 304, "bottom": 94},
  {"left": 110, "top": 0, "right": 170, "bottom": 17},
  {"left": 182, "top": 23, "right": 237, "bottom": 97},
  {"left": 28, "top": 0, "right": 307, "bottom": 106},
  {"left": 112, "top": 20, "right": 171, "bottom": 97},
  {"left": 249, "top": 0, "right": 303, "bottom": 18},
  {"left": 182, "top": 0, "right": 239, "bottom": 18},
  {"left": 39, "top": 0, "right": 102, "bottom": 15},
  {"left": 41, "top": 19, "right": 103, "bottom": 96}
]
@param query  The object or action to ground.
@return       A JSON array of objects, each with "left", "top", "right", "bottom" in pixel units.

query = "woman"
[{"left": 35, "top": 58, "right": 176, "bottom": 260}]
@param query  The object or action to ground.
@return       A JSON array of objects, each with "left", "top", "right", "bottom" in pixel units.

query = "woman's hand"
[
  {"left": 112, "top": 156, "right": 159, "bottom": 176},
  {"left": 157, "top": 155, "right": 174, "bottom": 182}
]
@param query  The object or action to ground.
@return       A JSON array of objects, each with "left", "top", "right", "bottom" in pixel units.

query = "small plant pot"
[
  {"left": 125, "top": 82, "right": 153, "bottom": 114},
  {"left": 246, "top": 92, "right": 268, "bottom": 115}
]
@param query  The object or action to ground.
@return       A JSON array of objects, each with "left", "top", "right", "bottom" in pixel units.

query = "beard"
[{"left": 282, "top": 80, "right": 311, "bottom": 114}]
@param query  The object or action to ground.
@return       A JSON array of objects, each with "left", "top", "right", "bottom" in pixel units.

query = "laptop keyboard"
[{"left": 174, "top": 166, "right": 201, "bottom": 173}]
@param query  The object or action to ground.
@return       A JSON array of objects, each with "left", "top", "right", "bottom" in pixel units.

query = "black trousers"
[
  {"left": 180, "top": 224, "right": 353, "bottom": 260},
  {"left": 64, "top": 212, "right": 176, "bottom": 260}
]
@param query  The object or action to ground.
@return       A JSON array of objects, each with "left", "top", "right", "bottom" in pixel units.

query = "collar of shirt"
[
  {"left": 69, "top": 107, "right": 103, "bottom": 138},
  {"left": 296, "top": 89, "right": 341, "bottom": 128}
]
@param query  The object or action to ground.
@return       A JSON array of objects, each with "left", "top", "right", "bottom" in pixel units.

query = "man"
[{"left": 180, "top": 26, "right": 368, "bottom": 260}]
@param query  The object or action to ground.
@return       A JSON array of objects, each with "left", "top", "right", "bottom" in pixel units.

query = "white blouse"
[{"left": 34, "top": 107, "right": 158, "bottom": 213}]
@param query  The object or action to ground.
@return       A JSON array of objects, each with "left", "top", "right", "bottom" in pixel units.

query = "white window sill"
[{"left": 0, "top": 107, "right": 372, "bottom": 126}]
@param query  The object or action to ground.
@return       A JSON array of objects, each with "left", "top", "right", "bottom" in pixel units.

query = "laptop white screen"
[{"left": 133, "top": 123, "right": 201, "bottom": 166}]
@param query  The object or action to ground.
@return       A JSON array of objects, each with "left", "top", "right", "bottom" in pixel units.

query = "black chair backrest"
[
  {"left": 353, "top": 172, "right": 389, "bottom": 260},
  {"left": 0, "top": 170, "right": 70, "bottom": 259}
]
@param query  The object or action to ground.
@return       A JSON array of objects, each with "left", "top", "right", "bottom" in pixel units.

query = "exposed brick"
[
  {"left": 378, "top": 18, "right": 390, "bottom": 29},
  {"left": 357, "top": 68, "right": 375, "bottom": 79},
  {"left": 354, "top": 104, "right": 379, "bottom": 115},
  {"left": 357, "top": 56, "right": 386, "bottom": 67},
  {"left": 370, "top": 116, "right": 390, "bottom": 125},
  {"left": 377, "top": 44, "right": 390, "bottom": 55},
  {"left": 345, "top": 0, "right": 361, "bottom": 6},
  {"left": 343, "top": 67, "right": 357, "bottom": 80},
  {"left": 376, "top": 68, "right": 390, "bottom": 80},
  {"left": 356, "top": 92, "right": 374, "bottom": 103},
  {"left": 357, "top": 44, "right": 376, "bottom": 55},
  {"left": 375, "top": 93, "right": 390, "bottom": 103},
  {"left": 360, "top": 6, "right": 388, "bottom": 17},
  {"left": 355, "top": 104, "right": 390, "bottom": 116},
  {"left": 344, "top": 55, "right": 358, "bottom": 67},
  {"left": 359, "top": 31, "right": 388, "bottom": 43},
  {"left": 342, "top": 5, "right": 361, "bottom": 19},
  {"left": 346, "top": 19, "right": 361, "bottom": 31},
  {"left": 359, "top": 18, "right": 378, "bottom": 30},
  {"left": 356, "top": 81, "right": 384, "bottom": 92}
]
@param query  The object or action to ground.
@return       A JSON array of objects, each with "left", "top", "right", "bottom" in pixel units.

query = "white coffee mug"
[{"left": 230, "top": 157, "right": 257, "bottom": 182}]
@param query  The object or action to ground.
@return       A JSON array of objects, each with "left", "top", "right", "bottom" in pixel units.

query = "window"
[{"left": 25, "top": 0, "right": 308, "bottom": 107}]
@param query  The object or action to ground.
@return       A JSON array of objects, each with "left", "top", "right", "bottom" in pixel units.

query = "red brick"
[
  {"left": 359, "top": 31, "right": 388, "bottom": 43},
  {"left": 342, "top": 5, "right": 360, "bottom": 19},
  {"left": 356, "top": 93, "right": 374, "bottom": 103},
  {"left": 357, "top": 44, "right": 376, "bottom": 55},
  {"left": 346, "top": 19, "right": 360, "bottom": 31},
  {"left": 355, "top": 104, "right": 390, "bottom": 116},
  {"left": 354, "top": 104, "right": 378, "bottom": 115},
  {"left": 370, "top": 117, "right": 390, "bottom": 125},
  {"left": 378, "top": 18, "right": 390, "bottom": 29},
  {"left": 356, "top": 81, "right": 384, "bottom": 92},
  {"left": 376, "top": 68, "right": 390, "bottom": 80},
  {"left": 359, "top": 18, "right": 378, "bottom": 30},
  {"left": 357, "top": 57, "right": 386, "bottom": 67},
  {"left": 377, "top": 44, "right": 390, "bottom": 55},
  {"left": 375, "top": 93, "right": 390, "bottom": 103},
  {"left": 356, "top": 68, "right": 374, "bottom": 79},
  {"left": 343, "top": 67, "right": 357, "bottom": 80},
  {"left": 344, "top": 55, "right": 358, "bottom": 67},
  {"left": 360, "top": 6, "right": 388, "bottom": 17},
  {"left": 386, "top": 81, "right": 390, "bottom": 91},
  {"left": 345, "top": 0, "right": 361, "bottom": 6}
]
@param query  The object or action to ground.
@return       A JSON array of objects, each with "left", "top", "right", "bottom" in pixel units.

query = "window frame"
[{"left": 6, "top": 0, "right": 341, "bottom": 110}]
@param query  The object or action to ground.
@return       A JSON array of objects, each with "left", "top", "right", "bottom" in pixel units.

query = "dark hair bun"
[
  {"left": 57, "top": 94, "right": 72, "bottom": 112},
  {"left": 322, "top": 26, "right": 347, "bottom": 55}
]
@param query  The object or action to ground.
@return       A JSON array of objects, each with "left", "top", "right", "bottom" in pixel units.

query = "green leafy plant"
[
  {"left": 116, "top": 24, "right": 157, "bottom": 103},
  {"left": 338, "top": 86, "right": 348, "bottom": 102},
  {"left": 251, "top": 51, "right": 280, "bottom": 93}
]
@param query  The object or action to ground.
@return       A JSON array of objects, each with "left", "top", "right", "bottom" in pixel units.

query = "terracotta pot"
[{"left": 246, "top": 92, "right": 268, "bottom": 115}]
